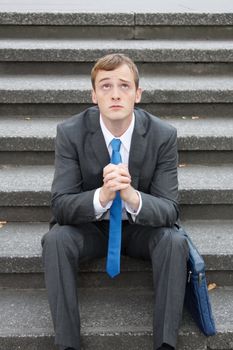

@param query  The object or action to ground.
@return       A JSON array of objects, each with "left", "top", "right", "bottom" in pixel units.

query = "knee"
[
  {"left": 41, "top": 224, "right": 84, "bottom": 257},
  {"left": 170, "top": 231, "right": 189, "bottom": 255},
  {"left": 148, "top": 227, "right": 171, "bottom": 256},
  {"left": 149, "top": 227, "right": 189, "bottom": 258}
]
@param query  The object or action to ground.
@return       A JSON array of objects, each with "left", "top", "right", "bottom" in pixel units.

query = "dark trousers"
[{"left": 41, "top": 221, "right": 189, "bottom": 350}]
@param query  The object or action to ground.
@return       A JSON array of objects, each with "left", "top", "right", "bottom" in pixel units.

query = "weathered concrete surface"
[
  {"left": 1, "top": 25, "right": 233, "bottom": 40},
  {"left": 0, "top": 286, "right": 232, "bottom": 349},
  {"left": 0, "top": 221, "right": 232, "bottom": 275},
  {"left": 1, "top": 116, "right": 233, "bottom": 152},
  {"left": 1, "top": 165, "right": 233, "bottom": 206},
  {"left": 1, "top": 73, "right": 233, "bottom": 103},
  {"left": 0, "top": 0, "right": 233, "bottom": 26},
  {"left": 1, "top": 39, "right": 233, "bottom": 62}
]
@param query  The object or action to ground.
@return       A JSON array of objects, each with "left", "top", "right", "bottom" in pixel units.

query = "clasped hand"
[{"left": 99, "top": 163, "right": 139, "bottom": 211}]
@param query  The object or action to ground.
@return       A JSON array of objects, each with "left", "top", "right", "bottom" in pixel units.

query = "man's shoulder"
[{"left": 135, "top": 107, "right": 176, "bottom": 135}]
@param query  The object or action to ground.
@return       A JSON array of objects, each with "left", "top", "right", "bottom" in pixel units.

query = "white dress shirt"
[{"left": 93, "top": 113, "right": 142, "bottom": 220}]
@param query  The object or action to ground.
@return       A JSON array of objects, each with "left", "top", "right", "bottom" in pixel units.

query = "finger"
[
  {"left": 104, "top": 167, "right": 131, "bottom": 182},
  {"left": 104, "top": 163, "right": 128, "bottom": 176},
  {"left": 109, "top": 183, "right": 130, "bottom": 192},
  {"left": 104, "top": 177, "right": 131, "bottom": 191},
  {"left": 104, "top": 174, "right": 130, "bottom": 184},
  {"left": 103, "top": 164, "right": 118, "bottom": 177}
]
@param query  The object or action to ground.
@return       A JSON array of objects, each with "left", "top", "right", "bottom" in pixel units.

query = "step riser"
[
  {"left": 0, "top": 334, "right": 210, "bottom": 350},
  {"left": 0, "top": 25, "right": 134, "bottom": 39},
  {"left": 1, "top": 48, "right": 233, "bottom": 63},
  {"left": 2, "top": 205, "right": 233, "bottom": 222},
  {"left": 0, "top": 206, "right": 51, "bottom": 222},
  {"left": 2, "top": 256, "right": 231, "bottom": 274},
  {"left": 179, "top": 151, "right": 233, "bottom": 165},
  {"left": 136, "top": 26, "right": 233, "bottom": 40},
  {"left": 0, "top": 270, "right": 232, "bottom": 289},
  {"left": 1, "top": 136, "right": 233, "bottom": 153},
  {"left": 1, "top": 103, "right": 233, "bottom": 119},
  {"left": 1, "top": 11, "right": 233, "bottom": 26},
  {"left": 0, "top": 324, "right": 232, "bottom": 350},
  {"left": 0, "top": 331, "right": 230, "bottom": 350},
  {"left": 0, "top": 151, "right": 55, "bottom": 165},
  {"left": 1, "top": 62, "right": 233, "bottom": 74},
  {"left": 2, "top": 90, "right": 233, "bottom": 104},
  {"left": 1, "top": 192, "right": 233, "bottom": 206},
  {"left": 180, "top": 205, "right": 233, "bottom": 220},
  {"left": 0, "top": 13, "right": 135, "bottom": 26},
  {"left": 1, "top": 151, "right": 233, "bottom": 166},
  {"left": 1, "top": 25, "right": 233, "bottom": 40}
]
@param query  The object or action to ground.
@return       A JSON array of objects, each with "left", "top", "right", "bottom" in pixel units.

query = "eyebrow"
[{"left": 97, "top": 78, "right": 131, "bottom": 84}]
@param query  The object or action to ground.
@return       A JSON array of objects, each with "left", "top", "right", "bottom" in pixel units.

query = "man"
[{"left": 42, "top": 53, "right": 189, "bottom": 350}]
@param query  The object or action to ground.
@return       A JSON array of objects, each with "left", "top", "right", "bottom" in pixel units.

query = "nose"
[{"left": 111, "top": 86, "right": 120, "bottom": 100}]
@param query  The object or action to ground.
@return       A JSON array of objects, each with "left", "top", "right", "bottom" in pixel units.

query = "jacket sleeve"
[
  {"left": 133, "top": 128, "right": 179, "bottom": 227},
  {"left": 51, "top": 123, "right": 96, "bottom": 225}
]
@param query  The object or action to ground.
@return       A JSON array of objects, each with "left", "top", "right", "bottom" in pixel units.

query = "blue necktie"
[{"left": 106, "top": 138, "right": 122, "bottom": 278}]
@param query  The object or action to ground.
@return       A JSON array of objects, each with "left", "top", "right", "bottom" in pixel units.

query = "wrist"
[
  {"left": 99, "top": 187, "right": 114, "bottom": 207},
  {"left": 124, "top": 188, "right": 140, "bottom": 211}
]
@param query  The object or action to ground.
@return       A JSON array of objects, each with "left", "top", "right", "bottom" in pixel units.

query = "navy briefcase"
[{"left": 179, "top": 226, "right": 216, "bottom": 336}]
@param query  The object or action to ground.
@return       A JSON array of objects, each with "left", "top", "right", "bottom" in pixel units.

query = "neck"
[{"left": 102, "top": 116, "right": 133, "bottom": 137}]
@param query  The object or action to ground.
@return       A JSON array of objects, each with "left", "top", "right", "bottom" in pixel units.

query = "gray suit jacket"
[{"left": 51, "top": 106, "right": 179, "bottom": 228}]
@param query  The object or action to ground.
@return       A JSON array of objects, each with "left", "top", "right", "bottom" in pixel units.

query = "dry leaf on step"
[
  {"left": 0, "top": 221, "right": 7, "bottom": 229},
  {"left": 208, "top": 283, "right": 217, "bottom": 291}
]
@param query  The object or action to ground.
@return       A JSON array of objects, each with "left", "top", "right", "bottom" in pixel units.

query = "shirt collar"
[{"left": 100, "top": 113, "right": 135, "bottom": 153}]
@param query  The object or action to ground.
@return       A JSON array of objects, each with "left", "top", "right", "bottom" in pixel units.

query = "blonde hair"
[{"left": 91, "top": 53, "right": 139, "bottom": 90}]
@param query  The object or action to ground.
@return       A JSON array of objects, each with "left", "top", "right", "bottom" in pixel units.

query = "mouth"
[{"left": 109, "top": 105, "right": 123, "bottom": 110}]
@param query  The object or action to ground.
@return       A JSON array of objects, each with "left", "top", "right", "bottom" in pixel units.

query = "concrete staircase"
[{"left": 0, "top": 1, "right": 233, "bottom": 349}]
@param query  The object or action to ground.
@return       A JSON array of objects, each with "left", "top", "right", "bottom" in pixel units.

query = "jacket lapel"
[
  {"left": 86, "top": 107, "right": 110, "bottom": 169},
  {"left": 129, "top": 109, "right": 149, "bottom": 189},
  {"left": 91, "top": 128, "right": 110, "bottom": 168}
]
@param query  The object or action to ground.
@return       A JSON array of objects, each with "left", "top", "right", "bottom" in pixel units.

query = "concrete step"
[
  {"left": 1, "top": 116, "right": 233, "bottom": 165},
  {"left": 0, "top": 220, "right": 232, "bottom": 288},
  {"left": 2, "top": 61, "right": 232, "bottom": 76},
  {"left": 1, "top": 164, "right": 233, "bottom": 206},
  {"left": 1, "top": 164, "right": 233, "bottom": 221},
  {"left": 1, "top": 103, "right": 233, "bottom": 121},
  {"left": 1, "top": 73, "right": 233, "bottom": 104},
  {"left": 1, "top": 116, "right": 233, "bottom": 151},
  {"left": 0, "top": 164, "right": 233, "bottom": 221},
  {"left": 0, "top": 0, "right": 233, "bottom": 27},
  {"left": 1, "top": 25, "right": 233, "bottom": 41},
  {"left": 0, "top": 285, "right": 232, "bottom": 350},
  {"left": 1, "top": 39, "right": 233, "bottom": 62}
]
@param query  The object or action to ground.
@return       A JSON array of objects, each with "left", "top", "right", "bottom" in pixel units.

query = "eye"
[
  {"left": 120, "top": 83, "right": 130, "bottom": 90},
  {"left": 101, "top": 83, "right": 112, "bottom": 90}
]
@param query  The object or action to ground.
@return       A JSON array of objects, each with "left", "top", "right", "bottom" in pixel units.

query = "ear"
[
  {"left": 135, "top": 87, "right": 142, "bottom": 104},
  {"left": 92, "top": 89, "right": 97, "bottom": 104}
]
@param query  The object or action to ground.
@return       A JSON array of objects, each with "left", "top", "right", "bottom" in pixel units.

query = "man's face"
[{"left": 92, "top": 64, "right": 142, "bottom": 127}]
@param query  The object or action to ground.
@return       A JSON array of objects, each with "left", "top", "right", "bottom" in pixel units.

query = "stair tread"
[
  {"left": 1, "top": 39, "right": 233, "bottom": 64},
  {"left": 1, "top": 74, "right": 233, "bottom": 104},
  {"left": 0, "top": 0, "right": 232, "bottom": 18},
  {"left": 0, "top": 220, "right": 232, "bottom": 273},
  {"left": 1, "top": 74, "right": 233, "bottom": 90},
  {"left": 0, "top": 286, "right": 232, "bottom": 343},
  {"left": 1, "top": 117, "right": 233, "bottom": 151},
  {"left": 0, "top": 164, "right": 233, "bottom": 192},
  {"left": 1, "top": 38, "right": 233, "bottom": 46}
]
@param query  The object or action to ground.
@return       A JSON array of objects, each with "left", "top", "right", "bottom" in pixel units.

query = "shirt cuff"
[
  {"left": 125, "top": 190, "right": 142, "bottom": 222},
  {"left": 93, "top": 188, "right": 113, "bottom": 219}
]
